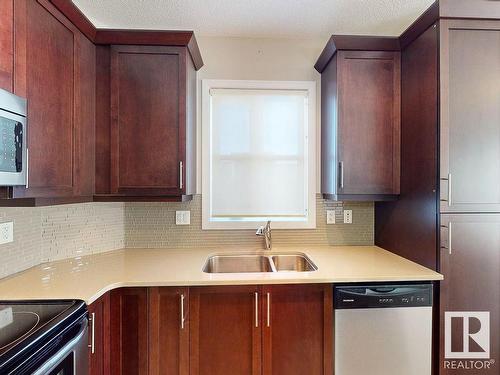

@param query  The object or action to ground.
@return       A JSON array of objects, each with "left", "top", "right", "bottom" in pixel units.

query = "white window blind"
[{"left": 202, "top": 81, "right": 316, "bottom": 229}]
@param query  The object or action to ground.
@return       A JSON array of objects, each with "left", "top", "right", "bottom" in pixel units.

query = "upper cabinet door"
[
  {"left": 0, "top": 0, "right": 13, "bottom": 92},
  {"left": 110, "top": 45, "right": 185, "bottom": 196},
  {"left": 440, "top": 20, "right": 500, "bottom": 213},
  {"left": 261, "top": 284, "right": 333, "bottom": 375},
  {"left": 6, "top": 0, "right": 95, "bottom": 202},
  {"left": 337, "top": 50, "right": 401, "bottom": 197},
  {"left": 13, "top": 0, "right": 75, "bottom": 198}
]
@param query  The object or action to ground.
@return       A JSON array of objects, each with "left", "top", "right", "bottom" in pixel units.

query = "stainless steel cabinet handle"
[
  {"left": 254, "top": 292, "right": 259, "bottom": 328},
  {"left": 25, "top": 148, "right": 29, "bottom": 189},
  {"left": 88, "top": 312, "right": 95, "bottom": 354},
  {"left": 440, "top": 223, "right": 452, "bottom": 255},
  {"left": 447, "top": 173, "right": 452, "bottom": 206},
  {"left": 266, "top": 292, "right": 270, "bottom": 327},
  {"left": 180, "top": 294, "right": 185, "bottom": 329},
  {"left": 339, "top": 161, "right": 344, "bottom": 190},
  {"left": 179, "top": 161, "right": 184, "bottom": 190},
  {"left": 440, "top": 174, "right": 452, "bottom": 206},
  {"left": 447, "top": 222, "right": 452, "bottom": 255}
]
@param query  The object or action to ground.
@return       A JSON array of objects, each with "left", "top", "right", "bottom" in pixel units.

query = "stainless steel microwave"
[{"left": 0, "top": 89, "right": 27, "bottom": 186}]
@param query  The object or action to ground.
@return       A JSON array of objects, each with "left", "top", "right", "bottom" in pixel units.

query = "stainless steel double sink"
[{"left": 203, "top": 252, "right": 317, "bottom": 273}]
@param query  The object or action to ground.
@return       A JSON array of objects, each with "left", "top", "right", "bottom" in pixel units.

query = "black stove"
[{"left": 0, "top": 300, "right": 88, "bottom": 375}]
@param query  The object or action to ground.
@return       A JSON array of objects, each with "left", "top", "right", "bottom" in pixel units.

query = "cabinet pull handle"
[
  {"left": 25, "top": 148, "right": 29, "bottom": 189},
  {"left": 440, "top": 223, "right": 452, "bottom": 255},
  {"left": 254, "top": 292, "right": 259, "bottom": 328},
  {"left": 179, "top": 161, "right": 183, "bottom": 190},
  {"left": 180, "top": 294, "right": 185, "bottom": 329},
  {"left": 447, "top": 222, "right": 452, "bottom": 255},
  {"left": 440, "top": 174, "right": 452, "bottom": 206},
  {"left": 447, "top": 173, "right": 452, "bottom": 206},
  {"left": 88, "top": 312, "right": 95, "bottom": 354},
  {"left": 339, "top": 161, "right": 344, "bottom": 190},
  {"left": 266, "top": 292, "right": 270, "bottom": 327}
]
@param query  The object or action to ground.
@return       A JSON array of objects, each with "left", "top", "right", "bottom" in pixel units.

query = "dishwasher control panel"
[{"left": 334, "top": 284, "right": 433, "bottom": 309}]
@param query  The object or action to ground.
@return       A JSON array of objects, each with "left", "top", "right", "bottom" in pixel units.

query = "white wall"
[{"left": 195, "top": 36, "right": 327, "bottom": 193}]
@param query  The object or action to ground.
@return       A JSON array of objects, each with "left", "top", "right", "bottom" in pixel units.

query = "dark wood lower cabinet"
[
  {"left": 189, "top": 286, "right": 262, "bottom": 375},
  {"left": 88, "top": 293, "right": 110, "bottom": 375},
  {"left": 96, "top": 284, "right": 333, "bottom": 375},
  {"left": 149, "top": 287, "right": 189, "bottom": 375},
  {"left": 110, "top": 288, "right": 149, "bottom": 375},
  {"left": 261, "top": 284, "right": 333, "bottom": 375},
  {"left": 439, "top": 215, "right": 500, "bottom": 375}
]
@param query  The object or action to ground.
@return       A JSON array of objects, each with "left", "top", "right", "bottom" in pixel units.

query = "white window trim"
[{"left": 201, "top": 79, "right": 317, "bottom": 230}]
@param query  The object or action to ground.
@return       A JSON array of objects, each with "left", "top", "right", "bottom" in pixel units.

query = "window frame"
[{"left": 201, "top": 79, "right": 317, "bottom": 230}]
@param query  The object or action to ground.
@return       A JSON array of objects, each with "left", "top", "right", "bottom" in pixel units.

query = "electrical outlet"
[
  {"left": 343, "top": 210, "right": 353, "bottom": 224},
  {"left": 326, "top": 210, "right": 336, "bottom": 224},
  {"left": 175, "top": 211, "right": 191, "bottom": 225},
  {"left": 0, "top": 222, "right": 13, "bottom": 244}
]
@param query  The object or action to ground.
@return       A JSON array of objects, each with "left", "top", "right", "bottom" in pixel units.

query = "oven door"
[
  {"left": 31, "top": 321, "right": 88, "bottom": 375},
  {"left": 0, "top": 108, "right": 27, "bottom": 186}
]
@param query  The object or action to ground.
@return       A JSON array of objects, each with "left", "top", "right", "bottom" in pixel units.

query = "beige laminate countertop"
[{"left": 0, "top": 246, "right": 442, "bottom": 304}]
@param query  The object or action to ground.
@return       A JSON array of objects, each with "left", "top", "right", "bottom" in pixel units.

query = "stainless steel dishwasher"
[{"left": 334, "top": 284, "right": 433, "bottom": 375}]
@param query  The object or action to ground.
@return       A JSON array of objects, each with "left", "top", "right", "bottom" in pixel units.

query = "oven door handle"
[{"left": 31, "top": 321, "right": 87, "bottom": 375}]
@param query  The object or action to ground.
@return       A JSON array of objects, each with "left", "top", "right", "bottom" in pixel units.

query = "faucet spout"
[{"left": 256, "top": 221, "right": 272, "bottom": 250}]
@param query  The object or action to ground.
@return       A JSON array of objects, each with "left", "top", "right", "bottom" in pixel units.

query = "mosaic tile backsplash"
[
  {"left": 0, "top": 195, "right": 373, "bottom": 279},
  {"left": 125, "top": 195, "right": 373, "bottom": 249},
  {"left": 0, "top": 203, "right": 125, "bottom": 279}
]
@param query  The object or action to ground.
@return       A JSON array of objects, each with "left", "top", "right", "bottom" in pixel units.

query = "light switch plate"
[
  {"left": 0, "top": 222, "right": 13, "bottom": 244},
  {"left": 175, "top": 211, "right": 191, "bottom": 225},
  {"left": 343, "top": 210, "right": 353, "bottom": 224},
  {"left": 326, "top": 210, "right": 336, "bottom": 224}
]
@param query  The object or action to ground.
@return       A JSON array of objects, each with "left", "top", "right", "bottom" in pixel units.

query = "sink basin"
[
  {"left": 203, "top": 252, "right": 317, "bottom": 273},
  {"left": 203, "top": 254, "right": 272, "bottom": 273},
  {"left": 271, "top": 254, "right": 317, "bottom": 272}
]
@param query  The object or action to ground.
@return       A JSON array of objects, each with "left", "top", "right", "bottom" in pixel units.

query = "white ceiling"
[{"left": 73, "top": 0, "right": 435, "bottom": 39}]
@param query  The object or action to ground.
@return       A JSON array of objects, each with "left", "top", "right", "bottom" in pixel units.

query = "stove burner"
[
  {"left": 0, "top": 311, "right": 40, "bottom": 351},
  {"left": 0, "top": 302, "right": 73, "bottom": 356}
]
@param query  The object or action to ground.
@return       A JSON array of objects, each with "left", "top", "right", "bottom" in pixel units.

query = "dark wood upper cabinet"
[
  {"left": 189, "top": 286, "right": 262, "bottom": 375},
  {"left": 148, "top": 287, "right": 189, "bottom": 375},
  {"left": 439, "top": 214, "right": 500, "bottom": 375},
  {"left": 261, "top": 284, "right": 333, "bottom": 375},
  {"left": 95, "top": 44, "right": 197, "bottom": 201},
  {"left": 316, "top": 37, "right": 401, "bottom": 201},
  {"left": 0, "top": 0, "right": 95, "bottom": 205},
  {"left": 111, "top": 46, "right": 182, "bottom": 195},
  {"left": 439, "top": 0, "right": 500, "bottom": 19},
  {"left": 110, "top": 288, "right": 149, "bottom": 375},
  {"left": 439, "top": 20, "right": 500, "bottom": 213},
  {"left": 0, "top": 1, "right": 202, "bottom": 205},
  {"left": 0, "top": 0, "right": 13, "bottom": 92}
]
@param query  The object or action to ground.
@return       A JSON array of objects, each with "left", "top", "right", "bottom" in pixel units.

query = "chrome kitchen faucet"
[{"left": 256, "top": 221, "right": 272, "bottom": 250}]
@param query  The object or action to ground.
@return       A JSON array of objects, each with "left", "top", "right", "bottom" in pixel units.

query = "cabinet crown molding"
[
  {"left": 49, "top": 0, "right": 204, "bottom": 70},
  {"left": 314, "top": 35, "right": 400, "bottom": 73}
]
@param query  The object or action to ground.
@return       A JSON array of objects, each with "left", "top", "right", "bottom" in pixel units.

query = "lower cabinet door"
[
  {"left": 88, "top": 293, "right": 109, "bottom": 375},
  {"left": 189, "top": 286, "right": 262, "bottom": 375},
  {"left": 148, "top": 287, "right": 189, "bottom": 375},
  {"left": 440, "top": 214, "right": 500, "bottom": 375},
  {"left": 261, "top": 284, "right": 333, "bottom": 375},
  {"left": 110, "top": 288, "right": 149, "bottom": 375}
]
